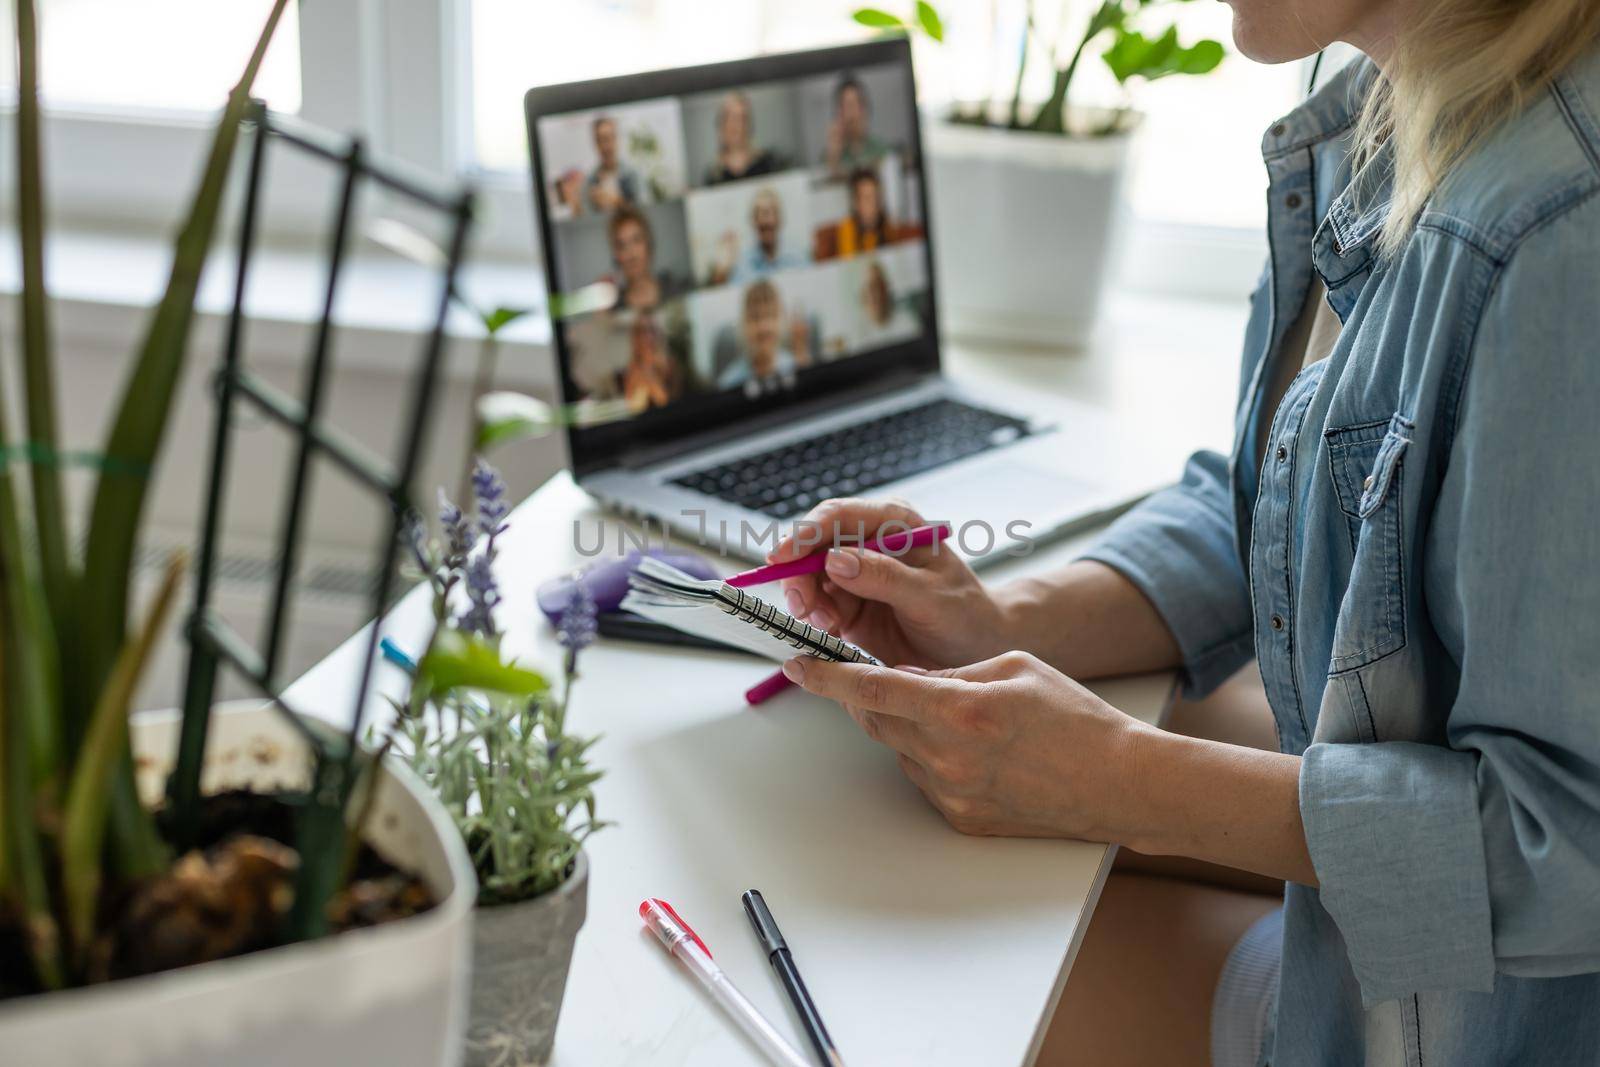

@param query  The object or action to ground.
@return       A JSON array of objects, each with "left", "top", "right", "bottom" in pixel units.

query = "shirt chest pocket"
[{"left": 1323, "top": 412, "right": 1413, "bottom": 672}]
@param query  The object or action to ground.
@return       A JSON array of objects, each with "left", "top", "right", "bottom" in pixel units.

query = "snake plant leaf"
[
  {"left": 5, "top": 3, "right": 68, "bottom": 907},
  {"left": 91, "top": 0, "right": 291, "bottom": 882},
  {"left": 418, "top": 630, "right": 550, "bottom": 697},
  {"left": 1, "top": 608, "right": 6, "bottom": 895},
  {"left": 0, "top": 415, "right": 63, "bottom": 984},
  {"left": 79, "top": 0, "right": 292, "bottom": 715},
  {"left": 14, "top": 0, "right": 71, "bottom": 665},
  {"left": 0, "top": 480, "right": 61, "bottom": 786},
  {"left": 0, "top": 149, "right": 63, "bottom": 983},
  {"left": 60, "top": 552, "right": 185, "bottom": 954},
  {"left": 0, "top": 457, "right": 65, "bottom": 988}
]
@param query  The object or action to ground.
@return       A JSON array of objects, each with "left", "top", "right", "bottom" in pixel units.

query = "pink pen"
[
  {"left": 745, "top": 669, "right": 794, "bottom": 707},
  {"left": 639, "top": 899, "right": 812, "bottom": 1067},
  {"left": 726, "top": 522, "right": 952, "bottom": 588}
]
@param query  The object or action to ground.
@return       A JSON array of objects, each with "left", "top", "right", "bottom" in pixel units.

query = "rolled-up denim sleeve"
[
  {"left": 1080, "top": 449, "right": 1253, "bottom": 696},
  {"left": 1300, "top": 201, "right": 1600, "bottom": 1005}
]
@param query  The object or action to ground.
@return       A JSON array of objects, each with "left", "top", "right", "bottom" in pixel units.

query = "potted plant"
[
  {"left": 386, "top": 456, "right": 608, "bottom": 1067},
  {"left": 854, "top": 1, "right": 1225, "bottom": 345},
  {"left": 0, "top": 1, "right": 480, "bottom": 1061}
]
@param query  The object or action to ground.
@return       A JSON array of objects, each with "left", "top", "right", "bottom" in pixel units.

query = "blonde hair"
[{"left": 1354, "top": 0, "right": 1600, "bottom": 257}]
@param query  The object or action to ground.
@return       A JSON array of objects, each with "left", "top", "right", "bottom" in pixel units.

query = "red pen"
[
  {"left": 639, "top": 899, "right": 812, "bottom": 1067},
  {"left": 726, "top": 523, "right": 951, "bottom": 588}
]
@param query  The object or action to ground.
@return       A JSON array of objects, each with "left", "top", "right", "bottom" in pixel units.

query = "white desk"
[{"left": 283, "top": 292, "right": 1246, "bottom": 1066}]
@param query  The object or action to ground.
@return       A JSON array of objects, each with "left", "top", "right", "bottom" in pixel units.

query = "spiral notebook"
[{"left": 621, "top": 557, "right": 883, "bottom": 666}]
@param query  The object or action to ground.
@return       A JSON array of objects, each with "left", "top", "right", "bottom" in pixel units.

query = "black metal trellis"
[{"left": 167, "top": 101, "right": 474, "bottom": 927}]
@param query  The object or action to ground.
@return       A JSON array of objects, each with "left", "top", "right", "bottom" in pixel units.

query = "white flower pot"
[
  {"left": 925, "top": 113, "right": 1137, "bottom": 348},
  {"left": 0, "top": 702, "right": 477, "bottom": 1066}
]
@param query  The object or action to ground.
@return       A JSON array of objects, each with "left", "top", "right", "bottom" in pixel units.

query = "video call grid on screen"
[{"left": 527, "top": 43, "right": 939, "bottom": 467}]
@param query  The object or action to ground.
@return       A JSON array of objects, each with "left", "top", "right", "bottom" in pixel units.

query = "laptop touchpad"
[{"left": 889, "top": 461, "right": 1094, "bottom": 535}]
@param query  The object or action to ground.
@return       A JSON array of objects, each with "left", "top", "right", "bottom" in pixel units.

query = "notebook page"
[{"left": 622, "top": 558, "right": 882, "bottom": 665}]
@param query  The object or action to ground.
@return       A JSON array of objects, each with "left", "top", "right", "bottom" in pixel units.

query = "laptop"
[{"left": 524, "top": 37, "right": 1169, "bottom": 566}]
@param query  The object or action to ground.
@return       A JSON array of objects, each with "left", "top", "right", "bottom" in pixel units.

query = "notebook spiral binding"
[
  {"left": 624, "top": 558, "right": 882, "bottom": 666},
  {"left": 720, "top": 586, "right": 882, "bottom": 665}
]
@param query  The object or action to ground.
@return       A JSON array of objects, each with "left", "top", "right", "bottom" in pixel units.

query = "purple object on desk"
[{"left": 536, "top": 549, "right": 719, "bottom": 624}]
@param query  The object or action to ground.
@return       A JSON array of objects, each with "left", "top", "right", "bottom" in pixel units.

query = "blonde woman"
[
  {"left": 703, "top": 90, "right": 780, "bottom": 185},
  {"left": 766, "top": 1, "right": 1600, "bottom": 1063}
]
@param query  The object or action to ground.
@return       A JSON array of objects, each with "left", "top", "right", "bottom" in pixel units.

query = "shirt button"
[
  {"left": 1285, "top": 193, "right": 1303, "bottom": 209},
  {"left": 1275, "top": 444, "right": 1289, "bottom": 463},
  {"left": 1363, "top": 474, "right": 1374, "bottom": 491},
  {"left": 1270, "top": 613, "right": 1285, "bottom": 631}
]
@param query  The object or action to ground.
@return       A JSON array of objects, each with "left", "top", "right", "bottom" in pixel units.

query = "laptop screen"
[{"left": 526, "top": 39, "right": 939, "bottom": 477}]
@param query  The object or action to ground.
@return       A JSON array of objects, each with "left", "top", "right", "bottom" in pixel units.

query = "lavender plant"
[{"left": 391, "top": 459, "right": 606, "bottom": 903}]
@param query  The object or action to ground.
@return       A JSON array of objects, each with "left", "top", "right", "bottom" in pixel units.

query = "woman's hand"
[
  {"left": 770, "top": 498, "right": 1013, "bottom": 669},
  {"left": 781, "top": 651, "right": 1145, "bottom": 840}
]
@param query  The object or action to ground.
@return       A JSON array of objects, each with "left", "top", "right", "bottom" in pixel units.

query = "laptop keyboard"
[{"left": 669, "top": 399, "right": 1033, "bottom": 519}]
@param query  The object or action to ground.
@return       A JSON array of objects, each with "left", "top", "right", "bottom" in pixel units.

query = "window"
[
  {"left": 10, "top": 0, "right": 1307, "bottom": 289},
  {"left": 468, "top": 0, "right": 1305, "bottom": 232},
  {"left": 0, "top": 0, "right": 301, "bottom": 113},
  {"left": 1118, "top": 7, "right": 1304, "bottom": 229}
]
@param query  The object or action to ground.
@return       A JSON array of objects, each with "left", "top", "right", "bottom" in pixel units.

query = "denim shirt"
[{"left": 1085, "top": 52, "right": 1600, "bottom": 1066}]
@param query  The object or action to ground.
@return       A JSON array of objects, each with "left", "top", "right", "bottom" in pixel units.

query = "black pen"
[{"left": 741, "top": 890, "right": 845, "bottom": 1067}]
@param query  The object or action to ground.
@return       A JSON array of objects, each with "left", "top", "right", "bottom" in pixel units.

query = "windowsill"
[
  {"left": 0, "top": 215, "right": 1265, "bottom": 399},
  {"left": 0, "top": 227, "right": 558, "bottom": 391}
]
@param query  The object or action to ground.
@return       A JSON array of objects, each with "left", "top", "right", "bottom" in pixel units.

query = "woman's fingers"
[
  {"left": 822, "top": 546, "right": 938, "bottom": 609},
  {"left": 782, "top": 657, "right": 967, "bottom": 721},
  {"left": 782, "top": 572, "right": 862, "bottom": 630},
  {"left": 849, "top": 706, "right": 926, "bottom": 756},
  {"left": 768, "top": 496, "right": 927, "bottom": 563}
]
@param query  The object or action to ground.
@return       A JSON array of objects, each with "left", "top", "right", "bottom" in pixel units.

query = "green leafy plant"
[
  {"left": 0, "top": 0, "right": 294, "bottom": 991},
  {"left": 385, "top": 460, "right": 607, "bottom": 904},
  {"left": 853, "top": 0, "right": 1224, "bottom": 135}
]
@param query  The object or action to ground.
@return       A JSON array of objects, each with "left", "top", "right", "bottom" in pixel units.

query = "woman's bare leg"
[{"left": 1036, "top": 664, "right": 1284, "bottom": 1066}]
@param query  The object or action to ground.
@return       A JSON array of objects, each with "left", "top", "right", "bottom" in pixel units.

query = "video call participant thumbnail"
[
  {"left": 718, "top": 279, "right": 813, "bottom": 391},
  {"left": 586, "top": 115, "right": 642, "bottom": 213},
  {"left": 814, "top": 167, "right": 920, "bottom": 260},
  {"left": 703, "top": 91, "right": 784, "bottom": 185},
  {"left": 707, "top": 185, "right": 807, "bottom": 286},
  {"left": 857, "top": 258, "right": 922, "bottom": 348},
  {"left": 822, "top": 73, "right": 889, "bottom": 180},
  {"left": 622, "top": 311, "right": 685, "bottom": 413},
  {"left": 606, "top": 206, "right": 687, "bottom": 311}
]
